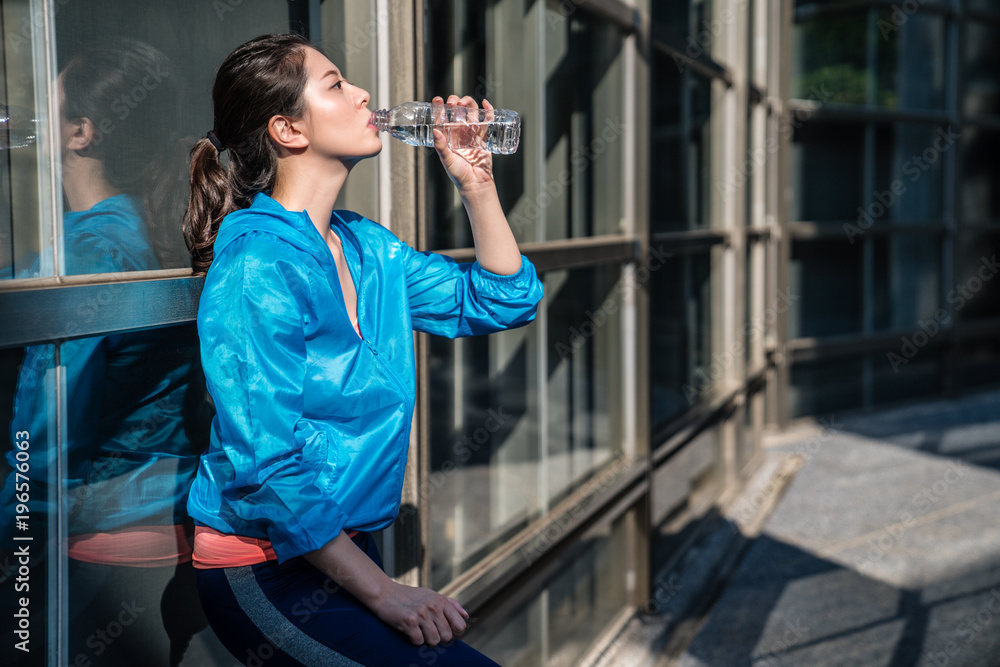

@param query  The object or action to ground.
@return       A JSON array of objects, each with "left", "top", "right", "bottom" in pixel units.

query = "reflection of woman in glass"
[
  {"left": 2, "top": 40, "right": 206, "bottom": 666},
  {"left": 184, "top": 34, "right": 542, "bottom": 666},
  {"left": 58, "top": 39, "right": 189, "bottom": 275}
]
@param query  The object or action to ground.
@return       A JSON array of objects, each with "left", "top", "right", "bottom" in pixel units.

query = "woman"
[{"left": 183, "top": 34, "right": 542, "bottom": 666}]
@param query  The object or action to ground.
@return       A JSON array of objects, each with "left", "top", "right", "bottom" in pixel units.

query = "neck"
[
  {"left": 271, "top": 154, "right": 358, "bottom": 238},
  {"left": 62, "top": 153, "right": 120, "bottom": 212}
]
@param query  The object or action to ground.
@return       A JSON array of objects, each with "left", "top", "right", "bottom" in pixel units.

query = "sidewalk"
[{"left": 595, "top": 389, "right": 1000, "bottom": 667}]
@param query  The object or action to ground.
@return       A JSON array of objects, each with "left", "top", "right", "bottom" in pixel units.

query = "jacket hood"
[{"left": 214, "top": 192, "right": 330, "bottom": 264}]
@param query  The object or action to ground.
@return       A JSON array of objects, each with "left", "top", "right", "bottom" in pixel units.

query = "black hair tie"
[{"left": 206, "top": 130, "right": 225, "bottom": 153}]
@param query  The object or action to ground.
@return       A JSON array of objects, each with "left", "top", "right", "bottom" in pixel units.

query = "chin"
[{"left": 364, "top": 139, "right": 383, "bottom": 158}]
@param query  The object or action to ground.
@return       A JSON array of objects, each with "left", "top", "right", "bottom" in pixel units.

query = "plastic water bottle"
[
  {"left": 370, "top": 101, "right": 521, "bottom": 155},
  {"left": 0, "top": 105, "right": 41, "bottom": 150}
]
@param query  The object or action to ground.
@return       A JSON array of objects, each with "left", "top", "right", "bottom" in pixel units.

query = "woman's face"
[{"left": 296, "top": 47, "right": 381, "bottom": 161}]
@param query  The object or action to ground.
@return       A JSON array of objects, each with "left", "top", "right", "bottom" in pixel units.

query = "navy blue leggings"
[{"left": 195, "top": 532, "right": 499, "bottom": 667}]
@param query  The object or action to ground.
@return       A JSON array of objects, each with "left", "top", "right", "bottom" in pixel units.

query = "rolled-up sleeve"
[
  {"left": 402, "top": 244, "right": 545, "bottom": 338},
  {"left": 204, "top": 241, "right": 348, "bottom": 561}
]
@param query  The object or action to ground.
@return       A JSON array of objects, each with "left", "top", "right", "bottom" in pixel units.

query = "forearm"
[
  {"left": 303, "top": 530, "right": 392, "bottom": 608},
  {"left": 303, "top": 530, "right": 470, "bottom": 646},
  {"left": 461, "top": 185, "right": 522, "bottom": 276}
]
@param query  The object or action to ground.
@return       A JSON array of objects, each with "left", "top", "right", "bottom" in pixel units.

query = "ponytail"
[
  {"left": 183, "top": 33, "right": 311, "bottom": 275},
  {"left": 184, "top": 138, "right": 235, "bottom": 275}
]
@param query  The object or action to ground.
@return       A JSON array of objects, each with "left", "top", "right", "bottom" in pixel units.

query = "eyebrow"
[{"left": 320, "top": 69, "right": 343, "bottom": 80}]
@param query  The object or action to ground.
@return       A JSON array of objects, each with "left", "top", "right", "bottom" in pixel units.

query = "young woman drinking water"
[{"left": 183, "top": 33, "right": 542, "bottom": 667}]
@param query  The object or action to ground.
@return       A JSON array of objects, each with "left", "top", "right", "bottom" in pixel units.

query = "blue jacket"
[{"left": 186, "top": 193, "right": 543, "bottom": 562}]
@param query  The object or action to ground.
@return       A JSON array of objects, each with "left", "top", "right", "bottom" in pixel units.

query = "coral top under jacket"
[{"left": 186, "top": 193, "right": 544, "bottom": 563}]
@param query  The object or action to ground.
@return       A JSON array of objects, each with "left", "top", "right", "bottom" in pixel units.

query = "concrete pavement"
[{"left": 593, "top": 389, "right": 1000, "bottom": 667}]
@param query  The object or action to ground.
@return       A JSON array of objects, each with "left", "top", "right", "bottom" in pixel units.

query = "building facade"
[{"left": 0, "top": 0, "right": 994, "bottom": 665}]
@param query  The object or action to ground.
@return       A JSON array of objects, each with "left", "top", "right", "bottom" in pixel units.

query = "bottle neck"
[{"left": 371, "top": 109, "right": 388, "bottom": 132}]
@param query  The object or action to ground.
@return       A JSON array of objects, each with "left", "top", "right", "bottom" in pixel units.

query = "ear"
[
  {"left": 66, "top": 117, "right": 95, "bottom": 152},
  {"left": 267, "top": 114, "right": 309, "bottom": 150}
]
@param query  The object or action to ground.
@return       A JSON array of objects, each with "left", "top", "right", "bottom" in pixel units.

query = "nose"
[{"left": 354, "top": 84, "right": 370, "bottom": 109}]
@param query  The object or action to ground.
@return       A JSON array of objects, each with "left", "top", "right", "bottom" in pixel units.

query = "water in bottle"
[{"left": 370, "top": 101, "right": 521, "bottom": 155}]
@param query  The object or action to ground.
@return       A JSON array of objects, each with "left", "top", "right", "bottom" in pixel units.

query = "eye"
[{"left": 332, "top": 80, "right": 344, "bottom": 90}]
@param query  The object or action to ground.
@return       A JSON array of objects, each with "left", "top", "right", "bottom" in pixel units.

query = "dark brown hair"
[{"left": 184, "top": 33, "right": 311, "bottom": 274}]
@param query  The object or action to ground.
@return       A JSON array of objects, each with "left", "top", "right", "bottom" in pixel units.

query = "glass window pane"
[
  {"left": 424, "top": 1, "right": 626, "bottom": 248},
  {"left": 960, "top": 338, "right": 1000, "bottom": 391},
  {"left": 50, "top": 1, "right": 302, "bottom": 277},
  {"left": 789, "top": 239, "right": 864, "bottom": 338},
  {"left": 542, "top": 6, "right": 625, "bottom": 240},
  {"left": 872, "top": 234, "right": 941, "bottom": 331},
  {"left": 64, "top": 324, "right": 209, "bottom": 662},
  {"left": 960, "top": 126, "right": 1000, "bottom": 222},
  {"left": 873, "top": 351, "right": 942, "bottom": 405},
  {"left": 964, "top": 21, "right": 1000, "bottom": 116},
  {"left": 873, "top": 122, "right": 947, "bottom": 223},
  {"left": 649, "top": 251, "right": 713, "bottom": 431},
  {"left": 652, "top": 0, "right": 713, "bottom": 45},
  {"left": 789, "top": 122, "right": 864, "bottom": 222},
  {"left": 465, "top": 514, "right": 629, "bottom": 667},
  {"left": 876, "top": 11, "right": 945, "bottom": 111},
  {"left": 793, "top": 13, "right": 869, "bottom": 105},
  {"left": 545, "top": 265, "right": 621, "bottom": 505},
  {"left": 651, "top": 56, "right": 712, "bottom": 232},
  {"left": 1, "top": 0, "right": 56, "bottom": 279},
  {"left": 428, "top": 326, "right": 538, "bottom": 589},
  {"left": 427, "top": 264, "right": 623, "bottom": 589},
  {"left": 955, "top": 232, "right": 1000, "bottom": 322},
  {"left": 0, "top": 322, "right": 218, "bottom": 664},
  {"left": 794, "top": 11, "right": 944, "bottom": 111},
  {"left": 789, "top": 357, "right": 865, "bottom": 418}
]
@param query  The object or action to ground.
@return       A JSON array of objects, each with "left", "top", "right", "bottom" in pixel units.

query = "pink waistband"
[
  {"left": 192, "top": 526, "right": 359, "bottom": 569},
  {"left": 67, "top": 525, "right": 192, "bottom": 568}
]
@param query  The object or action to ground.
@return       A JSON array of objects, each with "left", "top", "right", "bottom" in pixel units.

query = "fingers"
[
  {"left": 437, "top": 94, "right": 481, "bottom": 109},
  {"left": 432, "top": 127, "right": 448, "bottom": 151},
  {"left": 447, "top": 596, "right": 470, "bottom": 619},
  {"left": 442, "top": 598, "right": 468, "bottom": 636},
  {"left": 414, "top": 595, "right": 462, "bottom": 647}
]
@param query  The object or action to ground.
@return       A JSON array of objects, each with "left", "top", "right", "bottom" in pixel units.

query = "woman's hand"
[
  {"left": 431, "top": 95, "right": 495, "bottom": 198},
  {"left": 370, "top": 581, "right": 470, "bottom": 646}
]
